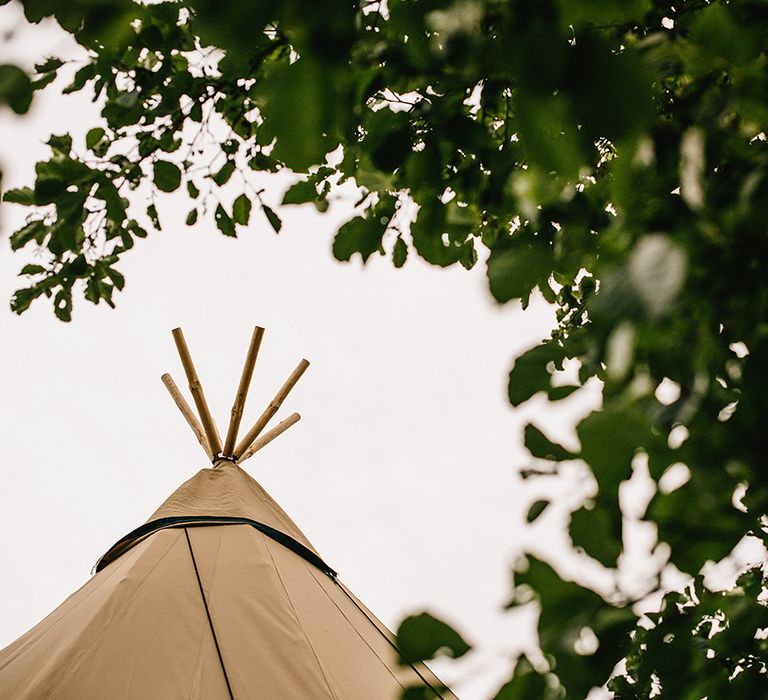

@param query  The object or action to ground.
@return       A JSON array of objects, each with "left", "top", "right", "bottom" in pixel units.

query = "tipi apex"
[{"left": 0, "top": 326, "right": 458, "bottom": 700}]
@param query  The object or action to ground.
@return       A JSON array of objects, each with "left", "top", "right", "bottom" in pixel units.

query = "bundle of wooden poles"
[{"left": 161, "top": 326, "right": 308, "bottom": 465}]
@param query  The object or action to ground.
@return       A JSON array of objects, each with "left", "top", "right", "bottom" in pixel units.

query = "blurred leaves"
[
  {"left": 610, "top": 570, "right": 768, "bottom": 698},
  {"left": 524, "top": 424, "right": 573, "bottom": 462},
  {"left": 487, "top": 242, "right": 553, "bottom": 304},
  {"left": 508, "top": 342, "right": 566, "bottom": 407},
  {"left": 333, "top": 196, "right": 397, "bottom": 263},
  {"left": 508, "top": 556, "right": 636, "bottom": 699},
  {"left": 0, "top": 64, "right": 33, "bottom": 114},
  {"left": 257, "top": 57, "right": 335, "bottom": 171},
  {"left": 396, "top": 612, "right": 471, "bottom": 665}
]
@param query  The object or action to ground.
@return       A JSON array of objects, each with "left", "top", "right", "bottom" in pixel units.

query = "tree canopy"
[{"left": 3, "top": 0, "right": 768, "bottom": 697}]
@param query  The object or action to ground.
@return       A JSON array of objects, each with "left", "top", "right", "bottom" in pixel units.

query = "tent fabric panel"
[
  {"left": 148, "top": 464, "right": 316, "bottom": 552},
  {"left": 0, "top": 529, "right": 231, "bottom": 700},
  {"left": 326, "top": 578, "right": 459, "bottom": 698},
  {"left": 268, "top": 539, "right": 457, "bottom": 700},
  {"left": 264, "top": 538, "right": 407, "bottom": 700},
  {"left": 186, "top": 524, "right": 336, "bottom": 699}
]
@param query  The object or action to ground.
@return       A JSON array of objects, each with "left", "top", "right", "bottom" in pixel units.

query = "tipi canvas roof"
[{"left": 0, "top": 328, "right": 457, "bottom": 699}]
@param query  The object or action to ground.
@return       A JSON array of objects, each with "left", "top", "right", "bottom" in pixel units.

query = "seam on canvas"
[
  {"left": 301, "top": 560, "right": 409, "bottom": 692},
  {"left": 184, "top": 528, "right": 235, "bottom": 700},
  {"left": 330, "top": 575, "right": 450, "bottom": 699},
  {"left": 262, "top": 534, "right": 340, "bottom": 700},
  {"left": 45, "top": 529, "right": 185, "bottom": 690}
]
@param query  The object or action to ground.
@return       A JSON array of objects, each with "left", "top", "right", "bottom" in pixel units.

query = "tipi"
[{"left": 0, "top": 327, "right": 457, "bottom": 699}]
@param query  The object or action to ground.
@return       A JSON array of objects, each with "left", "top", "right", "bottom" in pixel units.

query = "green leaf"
[
  {"left": 363, "top": 107, "right": 412, "bottom": 172},
  {"left": 147, "top": 204, "right": 160, "bottom": 230},
  {"left": 11, "top": 286, "right": 44, "bottom": 315},
  {"left": 487, "top": 243, "right": 553, "bottom": 304},
  {"left": 393, "top": 236, "right": 408, "bottom": 268},
  {"left": 0, "top": 64, "right": 33, "bottom": 114},
  {"left": 566, "top": 35, "right": 654, "bottom": 143},
  {"left": 570, "top": 505, "right": 622, "bottom": 567},
  {"left": 153, "top": 161, "right": 181, "bottom": 193},
  {"left": 282, "top": 180, "right": 317, "bottom": 206},
  {"left": 53, "top": 289, "right": 72, "bottom": 322},
  {"left": 508, "top": 342, "right": 566, "bottom": 407},
  {"left": 410, "top": 200, "right": 468, "bottom": 267},
  {"left": 31, "top": 71, "right": 56, "bottom": 91},
  {"left": 232, "top": 193, "right": 252, "bottom": 226},
  {"left": 493, "top": 655, "right": 551, "bottom": 700},
  {"left": 524, "top": 424, "right": 574, "bottom": 461},
  {"left": 187, "top": 180, "right": 200, "bottom": 198},
  {"left": 3, "top": 187, "right": 35, "bottom": 205},
  {"left": 19, "top": 264, "right": 46, "bottom": 276},
  {"left": 212, "top": 161, "right": 236, "bottom": 186},
  {"left": 34, "top": 57, "right": 63, "bottom": 74},
  {"left": 577, "top": 408, "right": 649, "bottom": 499},
  {"left": 526, "top": 500, "right": 550, "bottom": 523},
  {"left": 215, "top": 203, "right": 236, "bottom": 237},
  {"left": 62, "top": 63, "right": 95, "bottom": 94},
  {"left": 548, "top": 385, "right": 580, "bottom": 401},
  {"left": 105, "top": 267, "right": 125, "bottom": 291},
  {"left": 557, "top": 0, "right": 651, "bottom": 31},
  {"left": 96, "top": 180, "right": 126, "bottom": 224},
  {"left": 514, "top": 90, "right": 584, "bottom": 179},
  {"left": 262, "top": 204, "right": 282, "bottom": 233},
  {"left": 10, "top": 220, "right": 46, "bottom": 251},
  {"left": 86, "top": 127, "right": 106, "bottom": 151},
  {"left": 248, "top": 152, "right": 281, "bottom": 172},
  {"left": 396, "top": 612, "right": 470, "bottom": 665},
  {"left": 221, "top": 139, "right": 238, "bottom": 155},
  {"left": 33, "top": 156, "right": 89, "bottom": 204},
  {"left": 511, "top": 557, "right": 603, "bottom": 646},
  {"left": 185, "top": 208, "right": 198, "bottom": 226},
  {"left": 128, "top": 219, "right": 148, "bottom": 238},
  {"left": 257, "top": 56, "right": 334, "bottom": 171},
  {"left": 84, "top": 276, "right": 101, "bottom": 304},
  {"left": 333, "top": 208, "right": 389, "bottom": 263}
]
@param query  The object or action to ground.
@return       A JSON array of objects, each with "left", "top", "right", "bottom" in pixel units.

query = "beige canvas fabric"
[
  {"left": 148, "top": 462, "right": 317, "bottom": 551},
  {"left": 0, "top": 462, "right": 457, "bottom": 699}
]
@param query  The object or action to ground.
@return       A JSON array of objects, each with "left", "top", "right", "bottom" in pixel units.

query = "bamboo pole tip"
[{"left": 299, "top": 359, "right": 310, "bottom": 370}]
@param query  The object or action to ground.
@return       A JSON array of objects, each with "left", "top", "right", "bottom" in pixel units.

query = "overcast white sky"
[{"left": 0, "top": 8, "right": 603, "bottom": 698}]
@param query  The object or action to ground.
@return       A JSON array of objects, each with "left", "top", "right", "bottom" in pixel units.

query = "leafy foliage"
[
  {"left": 396, "top": 611, "right": 471, "bottom": 665},
  {"left": 610, "top": 568, "right": 768, "bottom": 699},
  {"left": 5, "top": 0, "right": 768, "bottom": 697}
]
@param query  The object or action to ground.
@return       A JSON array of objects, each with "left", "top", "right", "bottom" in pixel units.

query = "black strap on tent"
[
  {"left": 184, "top": 528, "right": 235, "bottom": 700},
  {"left": 96, "top": 516, "right": 337, "bottom": 579}
]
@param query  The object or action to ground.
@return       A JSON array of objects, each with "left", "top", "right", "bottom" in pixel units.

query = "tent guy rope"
[{"left": 162, "top": 326, "right": 307, "bottom": 464}]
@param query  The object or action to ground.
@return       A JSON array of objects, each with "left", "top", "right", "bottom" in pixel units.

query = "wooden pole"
[
  {"left": 161, "top": 374, "right": 213, "bottom": 460},
  {"left": 239, "top": 413, "right": 301, "bottom": 463},
  {"left": 223, "top": 326, "right": 265, "bottom": 457},
  {"left": 233, "top": 359, "right": 309, "bottom": 460},
  {"left": 171, "top": 327, "right": 223, "bottom": 457}
]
